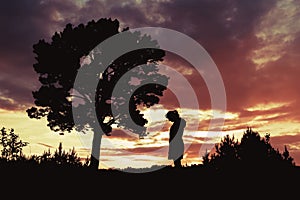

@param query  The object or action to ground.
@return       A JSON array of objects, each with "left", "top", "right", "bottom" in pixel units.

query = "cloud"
[
  {"left": 0, "top": 0, "right": 279, "bottom": 113},
  {"left": 101, "top": 145, "right": 167, "bottom": 157},
  {"left": 1, "top": 0, "right": 300, "bottom": 167},
  {"left": 183, "top": 142, "right": 217, "bottom": 164},
  {"left": 245, "top": 102, "right": 292, "bottom": 112},
  {"left": 104, "top": 129, "right": 139, "bottom": 141},
  {"left": 37, "top": 142, "right": 55, "bottom": 148},
  {"left": 251, "top": 0, "right": 300, "bottom": 69},
  {"left": 268, "top": 133, "right": 300, "bottom": 164},
  {"left": 0, "top": 0, "right": 80, "bottom": 110}
]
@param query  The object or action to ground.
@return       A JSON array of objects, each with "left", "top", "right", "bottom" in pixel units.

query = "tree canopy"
[
  {"left": 202, "top": 128, "right": 295, "bottom": 170},
  {"left": 0, "top": 127, "right": 28, "bottom": 160},
  {"left": 27, "top": 18, "right": 168, "bottom": 138}
]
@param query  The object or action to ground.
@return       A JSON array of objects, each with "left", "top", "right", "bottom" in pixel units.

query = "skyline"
[{"left": 1, "top": 0, "right": 300, "bottom": 169}]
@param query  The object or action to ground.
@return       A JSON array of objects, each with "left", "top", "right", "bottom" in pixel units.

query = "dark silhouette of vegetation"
[
  {"left": 0, "top": 127, "right": 297, "bottom": 172},
  {"left": 0, "top": 127, "right": 28, "bottom": 160},
  {"left": 26, "top": 18, "right": 168, "bottom": 169},
  {"left": 0, "top": 127, "right": 299, "bottom": 196},
  {"left": 37, "top": 142, "right": 89, "bottom": 168},
  {"left": 202, "top": 128, "right": 295, "bottom": 171},
  {"left": 0, "top": 128, "right": 88, "bottom": 169}
]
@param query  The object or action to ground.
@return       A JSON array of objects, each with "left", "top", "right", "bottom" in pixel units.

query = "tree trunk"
[{"left": 89, "top": 131, "right": 102, "bottom": 170}]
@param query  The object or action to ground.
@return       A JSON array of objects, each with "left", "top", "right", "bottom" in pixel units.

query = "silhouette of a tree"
[
  {"left": 39, "top": 142, "right": 83, "bottom": 168},
  {"left": 0, "top": 127, "right": 28, "bottom": 160},
  {"left": 202, "top": 134, "right": 239, "bottom": 170},
  {"left": 202, "top": 150, "right": 210, "bottom": 166},
  {"left": 238, "top": 128, "right": 270, "bottom": 166},
  {"left": 27, "top": 18, "right": 168, "bottom": 169},
  {"left": 213, "top": 134, "right": 239, "bottom": 170},
  {"left": 282, "top": 145, "right": 294, "bottom": 164},
  {"left": 203, "top": 128, "right": 295, "bottom": 170}
]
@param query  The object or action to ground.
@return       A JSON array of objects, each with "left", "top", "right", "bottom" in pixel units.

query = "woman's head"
[{"left": 166, "top": 110, "right": 180, "bottom": 122}]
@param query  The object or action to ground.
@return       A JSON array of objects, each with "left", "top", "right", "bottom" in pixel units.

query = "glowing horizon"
[{"left": 1, "top": 0, "right": 300, "bottom": 169}]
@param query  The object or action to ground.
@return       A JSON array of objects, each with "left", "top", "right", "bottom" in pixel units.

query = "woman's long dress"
[{"left": 168, "top": 118, "right": 186, "bottom": 160}]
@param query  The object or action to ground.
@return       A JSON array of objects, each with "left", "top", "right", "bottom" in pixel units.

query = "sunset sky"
[{"left": 1, "top": 0, "right": 300, "bottom": 169}]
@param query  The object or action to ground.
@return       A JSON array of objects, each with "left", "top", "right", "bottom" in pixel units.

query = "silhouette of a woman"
[{"left": 166, "top": 110, "right": 186, "bottom": 168}]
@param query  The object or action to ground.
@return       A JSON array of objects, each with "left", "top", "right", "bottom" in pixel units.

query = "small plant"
[{"left": 0, "top": 127, "right": 29, "bottom": 160}]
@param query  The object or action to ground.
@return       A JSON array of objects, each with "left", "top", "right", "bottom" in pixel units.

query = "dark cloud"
[
  {"left": 184, "top": 135, "right": 206, "bottom": 143},
  {"left": 100, "top": 0, "right": 279, "bottom": 113},
  {"left": 122, "top": 145, "right": 166, "bottom": 154},
  {"left": 0, "top": 0, "right": 80, "bottom": 110},
  {"left": 0, "top": 0, "right": 116, "bottom": 111},
  {"left": 0, "top": 0, "right": 277, "bottom": 112},
  {"left": 154, "top": 0, "right": 281, "bottom": 113},
  {"left": 104, "top": 129, "right": 139, "bottom": 141},
  {"left": 109, "top": 2, "right": 149, "bottom": 28},
  {"left": 270, "top": 134, "right": 300, "bottom": 148},
  {"left": 101, "top": 145, "right": 167, "bottom": 157},
  {"left": 146, "top": 121, "right": 171, "bottom": 133},
  {"left": 1, "top": 0, "right": 300, "bottom": 166},
  {"left": 37, "top": 142, "right": 55, "bottom": 148}
]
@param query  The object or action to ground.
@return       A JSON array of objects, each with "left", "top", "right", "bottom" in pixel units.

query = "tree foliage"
[
  {"left": 27, "top": 18, "right": 168, "bottom": 137},
  {"left": 38, "top": 142, "right": 85, "bottom": 167},
  {"left": 203, "top": 128, "right": 295, "bottom": 170},
  {"left": 0, "top": 127, "right": 28, "bottom": 160}
]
